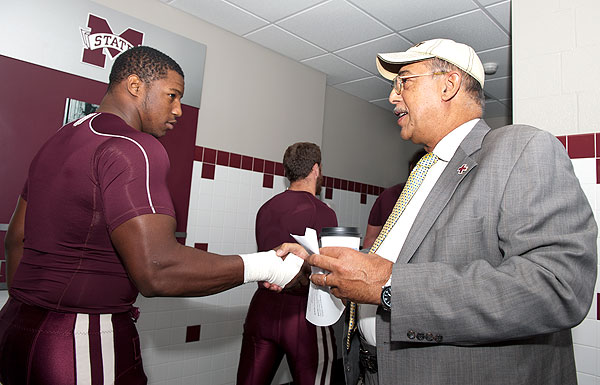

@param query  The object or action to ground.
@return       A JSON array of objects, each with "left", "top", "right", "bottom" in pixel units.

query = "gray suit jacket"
[{"left": 345, "top": 121, "right": 597, "bottom": 385}]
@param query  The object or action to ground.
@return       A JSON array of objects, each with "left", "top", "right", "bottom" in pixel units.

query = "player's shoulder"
[
  {"left": 89, "top": 113, "right": 165, "bottom": 153},
  {"left": 312, "top": 194, "right": 335, "bottom": 213}
]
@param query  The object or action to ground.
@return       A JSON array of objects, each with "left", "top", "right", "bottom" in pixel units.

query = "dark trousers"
[{"left": 359, "top": 335, "right": 378, "bottom": 385}]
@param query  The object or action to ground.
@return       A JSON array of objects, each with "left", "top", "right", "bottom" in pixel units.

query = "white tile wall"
[
  {"left": 571, "top": 154, "right": 600, "bottom": 384},
  {"left": 514, "top": 0, "right": 600, "bottom": 377}
]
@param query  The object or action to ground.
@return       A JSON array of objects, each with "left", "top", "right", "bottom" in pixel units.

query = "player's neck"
[
  {"left": 96, "top": 93, "right": 142, "bottom": 131},
  {"left": 288, "top": 180, "right": 316, "bottom": 196}
]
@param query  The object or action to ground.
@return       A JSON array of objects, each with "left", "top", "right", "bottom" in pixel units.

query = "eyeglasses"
[{"left": 392, "top": 72, "right": 448, "bottom": 94}]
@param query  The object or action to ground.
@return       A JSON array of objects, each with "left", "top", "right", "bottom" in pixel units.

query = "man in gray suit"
[{"left": 298, "top": 39, "right": 597, "bottom": 384}]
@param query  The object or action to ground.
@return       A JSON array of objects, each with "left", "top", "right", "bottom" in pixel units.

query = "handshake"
[
  {"left": 240, "top": 247, "right": 307, "bottom": 288},
  {"left": 241, "top": 242, "right": 393, "bottom": 306}
]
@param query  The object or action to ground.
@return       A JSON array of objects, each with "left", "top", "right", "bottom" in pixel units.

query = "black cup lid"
[{"left": 320, "top": 226, "right": 361, "bottom": 238}]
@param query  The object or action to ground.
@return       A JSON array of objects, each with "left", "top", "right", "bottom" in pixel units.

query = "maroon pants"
[
  {"left": 237, "top": 289, "right": 337, "bottom": 385},
  {"left": 0, "top": 298, "right": 146, "bottom": 385}
]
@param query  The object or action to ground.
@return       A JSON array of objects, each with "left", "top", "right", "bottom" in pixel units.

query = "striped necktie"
[{"left": 346, "top": 152, "right": 439, "bottom": 350}]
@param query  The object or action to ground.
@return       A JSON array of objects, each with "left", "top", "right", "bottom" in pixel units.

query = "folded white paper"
[{"left": 291, "top": 228, "right": 345, "bottom": 326}]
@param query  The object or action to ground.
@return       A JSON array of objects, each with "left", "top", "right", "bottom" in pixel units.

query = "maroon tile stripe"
[
  {"left": 264, "top": 160, "right": 275, "bottom": 175},
  {"left": 242, "top": 155, "right": 253, "bottom": 170},
  {"left": 194, "top": 146, "right": 204, "bottom": 162},
  {"left": 253, "top": 158, "right": 264, "bottom": 173},
  {"left": 562, "top": 133, "right": 599, "bottom": 185},
  {"left": 567, "top": 133, "right": 594, "bottom": 159},
  {"left": 263, "top": 174, "right": 274, "bottom": 189},
  {"left": 203, "top": 148, "right": 216, "bottom": 164},
  {"left": 195, "top": 145, "right": 385, "bottom": 193},
  {"left": 186, "top": 325, "right": 201, "bottom": 343},
  {"left": 196, "top": 133, "right": 599, "bottom": 188},
  {"left": 216, "top": 150, "right": 229, "bottom": 166},
  {"left": 201, "top": 163, "right": 215, "bottom": 180},
  {"left": 325, "top": 187, "right": 333, "bottom": 200},
  {"left": 230, "top": 153, "right": 241, "bottom": 168}
]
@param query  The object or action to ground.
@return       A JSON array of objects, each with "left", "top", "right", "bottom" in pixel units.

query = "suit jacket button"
[
  {"left": 434, "top": 335, "right": 443, "bottom": 343},
  {"left": 425, "top": 332, "right": 434, "bottom": 341},
  {"left": 416, "top": 333, "right": 424, "bottom": 341},
  {"left": 407, "top": 330, "right": 416, "bottom": 339}
]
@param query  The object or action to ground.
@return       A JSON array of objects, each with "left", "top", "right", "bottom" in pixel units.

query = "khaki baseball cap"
[{"left": 376, "top": 38, "right": 485, "bottom": 88}]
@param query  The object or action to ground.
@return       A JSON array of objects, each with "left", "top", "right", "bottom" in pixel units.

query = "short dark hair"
[
  {"left": 108, "top": 46, "right": 184, "bottom": 91},
  {"left": 426, "top": 58, "right": 484, "bottom": 108},
  {"left": 283, "top": 142, "right": 321, "bottom": 182}
]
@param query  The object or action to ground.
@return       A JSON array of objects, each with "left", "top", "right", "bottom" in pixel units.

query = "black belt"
[{"left": 359, "top": 341, "right": 378, "bottom": 373}]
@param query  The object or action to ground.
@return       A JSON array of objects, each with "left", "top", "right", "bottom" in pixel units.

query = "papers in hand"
[{"left": 291, "top": 228, "right": 345, "bottom": 326}]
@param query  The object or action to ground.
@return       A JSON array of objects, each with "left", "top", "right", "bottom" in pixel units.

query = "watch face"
[{"left": 382, "top": 286, "right": 391, "bottom": 309}]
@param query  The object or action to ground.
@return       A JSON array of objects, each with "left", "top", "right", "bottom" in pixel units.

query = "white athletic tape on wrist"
[{"left": 240, "top": 250, "right": 304, "bottom": 287}]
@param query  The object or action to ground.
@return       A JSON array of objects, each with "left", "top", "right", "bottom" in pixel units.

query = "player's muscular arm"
[
  {"left": 111, "top": 214, "right": 244, "bottom": 297},
  {"left": 5, "top": 197, "right": 27, "bottom": 289}
]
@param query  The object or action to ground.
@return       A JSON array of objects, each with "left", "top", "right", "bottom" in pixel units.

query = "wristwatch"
[{"left": 381, "top": 286, "right": 391, "bottom": 311}]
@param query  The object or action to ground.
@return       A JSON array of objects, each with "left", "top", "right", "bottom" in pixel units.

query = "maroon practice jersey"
[
  {"left": 367, "top": 183, "right": 405, "bottom": 226},
  {"left": 10, "top": 112, "right": 175, "bottom": 314},
  {"left": 255, "top": 189, "right": 337, "bottom": 251}
]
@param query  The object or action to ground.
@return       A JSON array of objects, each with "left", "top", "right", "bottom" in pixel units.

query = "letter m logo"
[{"left": 80, "top": 14, "right": 144, "bottom": 68}]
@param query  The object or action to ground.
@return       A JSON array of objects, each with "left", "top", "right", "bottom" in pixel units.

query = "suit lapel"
[{"left": 396, "top": 120, "right": 491, "bottom": 264}]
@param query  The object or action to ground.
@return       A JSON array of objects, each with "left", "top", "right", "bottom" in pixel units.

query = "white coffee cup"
[
  {"left": 306, "top": 227, "right": 361, "bottom": 326},
  {"left": 320, "top": 226, "right": 361, "bottom": 249}
]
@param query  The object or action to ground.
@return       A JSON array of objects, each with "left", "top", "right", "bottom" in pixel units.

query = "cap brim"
[{"left": 376, "top": 52, "right": 435, "bottom": 80}]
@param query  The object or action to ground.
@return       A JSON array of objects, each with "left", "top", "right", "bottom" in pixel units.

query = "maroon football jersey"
[
  {"left": 255, "top": 190, "right": 337, "bottom": 251},
  {"left": 367, "top": 183, "right": 405, "bottom": 226},
  {"left": 10, "top": 113, "right": 175, "bottom": 313}
]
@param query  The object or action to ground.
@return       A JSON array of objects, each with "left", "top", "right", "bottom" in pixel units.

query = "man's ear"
[
  {"left": 126, "top": 74, "right": 143, "bottom": 97},
  {"left": 441, "top": 72, "right": 461, "bottom": 101},
  {"left": 311, "top": 163, "right": 320, "bottom": 177}
]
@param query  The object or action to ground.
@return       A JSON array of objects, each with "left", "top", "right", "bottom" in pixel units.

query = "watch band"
[{"left": 381, "top": 285, "right": 391, "bottom": 311}]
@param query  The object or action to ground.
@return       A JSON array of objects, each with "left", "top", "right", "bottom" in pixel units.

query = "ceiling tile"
[
  {"left": 478, "top": 45, "right": 512, "bottom": 80},
  {"left": 399, "top": 10, "right": 509, "bottom": 52},
  {"left": 486, "top": 1, "right": 511, "bottom": 32},
  {"left": 334, "top": 76, "right": 392, "bottom": 101},
  {"left": 277, "top": 0, "right": 392, "bottom": 51},
  {"left": 335, "top": 34, "right": 412, "bottom": 74},
  {"left": 483, "top": 77, "right": 511, "bottom": 100},
  {"left": 477, "top": 0, "right": 506, "bottom": 6},
  {"left": 301, "top": 54, "right": 371, "bottom": 85},
  {"left": 245, "top": 25, "right": 326, "bottom": 60},
  {"left": 350, "top": 0, "right": 478, "bottom": 31},
  {"left": 227, "top": 0, "right": 326, "bottom": 22},
  {"left": 163, "top": 0, "right": 512, "bottom": 124},
  {"left": 167, "top": 0, "right": 267, "bottom": 35}
]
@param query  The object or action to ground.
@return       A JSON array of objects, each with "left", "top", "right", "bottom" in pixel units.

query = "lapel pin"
[{"left": 457, "top": 164, "right": 468, "bottom": 174}]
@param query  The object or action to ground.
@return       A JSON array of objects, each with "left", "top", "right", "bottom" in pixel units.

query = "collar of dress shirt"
[{"left": 432, "top": 118, "right": 480, "bottom": 162}]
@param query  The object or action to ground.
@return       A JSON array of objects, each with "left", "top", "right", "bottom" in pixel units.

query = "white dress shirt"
[{"left": 358, "top": 119, "right": 479, "bottom": 346}]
